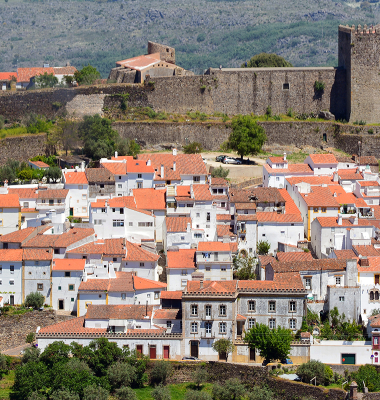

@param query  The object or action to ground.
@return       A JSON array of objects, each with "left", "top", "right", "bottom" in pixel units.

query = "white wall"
[
  {"left": 52, "top": 271, "right": 83, "bottom": 312},
  {"left": 0, "top": 261, "right": 22, "bottom": 305},
  {"left": 257, "top": 222, "right": 303, "bottom": 253},
  {"left": 0, "top": 208, "right": 20, "bottom": 235},
  {"left": 24, "top": 260, "right": 52, "bottom": 304}
]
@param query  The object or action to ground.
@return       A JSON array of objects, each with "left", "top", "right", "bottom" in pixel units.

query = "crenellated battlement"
[{"left": 339, "top": 24, "right": 380, "bottom": 35}]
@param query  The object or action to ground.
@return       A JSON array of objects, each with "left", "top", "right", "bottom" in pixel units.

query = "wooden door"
[
  {"left": 9, "top": 296, "right": 14, "bottom": 306},
  {"left": 342, "top": 353, "right": 355, "bottom": 364},
  {"left": 375, "top": 275, "right": 380, "bottom": 285},
  {"left": 150, "top": 346, "right": 156, "bottom": 359},
  {"left": 58, "top": 300, "right": 64, "bottom": 310},
  {"left": 249, "top": 347, "right": 256, "bottom": 362},
  {"left": 136, "top": 345, "right": 143, "bottom": 355},
  {"left": 190, "top": 341, "right": 198, "bottom": 358},
  {"left": 163, "top": 346, "right": 169, "bottom": 359}
]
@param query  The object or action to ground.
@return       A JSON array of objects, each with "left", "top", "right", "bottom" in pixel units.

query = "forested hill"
[{"left": 0, "top": 0, "right": 378, "bottom": 77}]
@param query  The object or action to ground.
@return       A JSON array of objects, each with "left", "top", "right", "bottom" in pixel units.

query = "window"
[
  {"left": 129, "top": 222, "right": 133, "bottom": 226},
  {"left": 140, "top": 262, "right": 144, "bottom": 267},
  {"left": 181, "top": 279, "right": 187, "bottom": 286},
  {"left": 219, "top": 305, "right": 226, "bottom": 316},
  {"left": 191, "top": 322, "right": 198, "bottom": 333},
  {"left": 23, "top": 202, "right": 29, "bottom": 208},
  {"left": 10, "top": 265, "right": 14, "bottom": 274},
  {"left": 121, "top": 293, "right": 126, "bottom": 300},
  {"left": 305, "top": 278, "right": 311, "bottom": 290},
  {"left": 71, "top": 298, "right": 74, "bottom": 302},
  {"left": 100, "top": 184, "right": 104, "bottom": 188},
  {"left": 101, "top": 208, "right": 106, "bottom": 213},
  {"left": 58, "top": 286, "right": 61, "bottom": 290},
  {"left": 335, "top": 276, "right": 341, "bottom": 286},
  {"left": 269, "top": 301, "right": 276, "bottom": 312},
  {"left": 221, "top": 202, "right": 226, "bottom": 208},
  {"left": 205, "top": 322, "right": 212, "bottom": 334},
  {"left": 206, "top": 212, "right": 211, "bottom": 222},
  {"left": 193, "top": 176, "right": 200, "bottom": 182},
  {"left": 221, "top": 267, "right": 226, "bottom": 272},
  {"left": 82, "top": 194, "right": 87, "bottom": 199},
  {"left": 65, "top": 271, "right": 71, "bottom": 277},
  {"left": 248, "top": 301, "right": 256, "bottom": 312},
  {"left": 191, "top": 305, "right": 198, "bottom": 316},
  {"left": 283, "top": 83, "right": 289, "bottom": 90},
  {"left": 322, "top": 208, "right": 326, "bottom": 213},
  {"left": 68, "top": 284, "right": 75, "bottom": 291},
  {"left": 248, "top": 318, "right": 255, "bottom": 329},
  {"left": 289, "top": 319, "right": 296, "bottom": 329},
  {"left": 42, "top": 200, "right": 46, "bottom": 204},
  {"left": 118, "top": 184, "right": 122, "bottom": 189},
  {"left": 219, "top": 322, "right": 226, "bottom": 334},
  {"left": 0, "top": 266, "right": 2, "bottom": 274},
  {"left": 138, "top": 222, "right": 153, "bottom": 227},
  {"left": 187, "top": 203, "right": 193, "bottom": 208},
  {"left": 180, "top": 236, "right": 185, "bottom": 241},
  {"left": 113, "top": 220, "right": 124, "bottom": 227},
  {"left": 289, "top": 301, "right": 296, "bottom": 312},
  {"left": 147, "top": 294, "right": 150, "bottom": 298},
  {"left": 181, "top": 270, "right": 187, "bottom": 276},
  {"left": 154, "top": 291, "right": 159, "bottom": 299},
  {"left": 269, "top": 319, "right": 276, "bottom": 329},
  {"left": 49, "top": 200, "right": 54, "bottom": 206},
  {"left": 196, "top": 213, "right": 200, "bottom": 218},
  {"left": 205, "top": 305, "right": 211, "bottom": 317},
  {"left": 37, "top": 283, "right": 43, "bottom": 291},
  {"left": 54, "top": 249, "right": 60, "bottom": 255},
  {"left": 205, "top": 266, "right": 211, "bottom": 271},
  {"left": 138, "top": 174, "right": 142, "bottom": 179},
  {"left": 339, "top": 296, "right": 345, "bottom": 302},
  {"left": 9, "top": 280, "right": 14, "bottom": 285},
  {"left": 313, "top": 207, "right": 319, "bottom": 213},
  {"left": 113, "top": 257, "right": 117, "bottom": 262},
  {"left": 194, "top": 233, "right": 202, "bottom": 239},
  {"left": 137, "top": 182, "right": 142, "bottom": 189},
  {"left": 167, "top": 321, "right": 172, "bottom": 328}
]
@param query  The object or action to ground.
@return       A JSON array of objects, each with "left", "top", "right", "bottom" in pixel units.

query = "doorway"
[
  {"left": 249, "top": 347, "right": 256, "bottom": 362},
  {"left": 70, "top": 208, "right": 74, "bottom": 217},
  {"left": 190, "top": 341, "right": 199, "bottom": 358},
  {"left": 149, "top": 346, "right": 156, "bottom": 359},
  {"left": 237, "top": 321, "right": 243, "bottom": 337},
  {"left": 163, "top": 346, "right": 170, "bottom": 359},
  {"left": 58, "top": 300, "right": 64, "bottom": 310},
  {"left": 9, "top": 295, "right": 14, "bottom": 306},
  {"left": 136, "top": 345, "right": 143, "bottom": 355},
  {"left": 342, "top": 353, "right": 356, "bottom": 364},
  {"left": 219, "top": 352, "right": 227, "bottom": 361}
]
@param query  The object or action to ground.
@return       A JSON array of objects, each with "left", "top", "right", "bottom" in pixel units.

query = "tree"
[
  {"left": 233, "top": 255, "right": 256, "bottom": 280},
  {"left": 40, "top": 341, "right": 71, "bottom": 368},
  {"left": 211, "top": 166, "right": 229, "bottom": 179},
  {"left": 228, "top": 115, "right": 266, "bottom": 160},
  {"left": 107, "top": 361, "right": 136, "bottom": 390},
  {"left": 45, "top": 166, "right": 62, "bottom": 183},
  {"left": 115, "top": 386, "right": 138, "bottom": 400},
  {"left": 246, "top": 386, "right": 275, "bottom": 400},
  {"left": 34, "top": 72, "right": 58, "bottom": 88},
  {"left": 257, "top": 240, "right": 270, "bottom": 255},
  {"left": 211, "top": 338, "right": 235, "bottom": 362},
  {"left": 26, "top": 332, "right": 36, "bottom": 344},
  {"left": 185, "top": 392, "right": 212, "bottom": 400},
  {"left": 24, "top": 292, "right": 44, "bottom": 309},
  {"left": 371, "top": 309, "right": 380, "bottom": 316},
  {"left": 57, "top": 120, "right": 79, "bottom": 156},
  {"left": 49, "top": 389, "right": 80, "bottom": 400},
  {"left": 320, "top": 307, "right": 362, "bottom": 340},
  {"left": 22, "top": 347, "right": 40, "bottom": 364},
  {"left": 149, "top": 360, "right": 173, "bottom": 386},
  {"left": 212, "top": 378, "right": 246, "bottom": 400},
  {"left": 83, "top": 384, "right": 109, "bottom": 400},
  {"left": 27, "top": 392, "right": 47, "bottom": 400},
  {"left": 0, "top": 353, "right": 8, "bottom": 378},
  {"left": 152, "top": 384, "right": 171, "bottom": 400},
  {"left": 351, "top": 365, "right": 380, "bottom": 392},
  {"left": 242, "top": 53, "right": 292, "bottom": 68},
  {"left": 183, "top": 142, "right": 203, "bottom": 154},
  {"left": 244, "top": 323, "right": 293, "bottom": 363},
  {"left": 192, "top": 365, "right": 208, "bottom": 390},
  {"left": 296, "top": 360, "right": 333, "bottom": 386},
  {"left": 122, "top": 347, "right": 149, "bottom": 388},
  {"left": 74, "top": 65, "right": 101, "bottom": 85},
  {"left": 18, "top": 169, "right": 34, "bottom": 182}
]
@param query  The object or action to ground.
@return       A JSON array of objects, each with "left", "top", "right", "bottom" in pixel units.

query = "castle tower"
[
  {"left": 148, "top": 41, "right": 175, "bottom": 64},
  {"left": 338, "top": 24, "right": 380, "bottom": 123}
]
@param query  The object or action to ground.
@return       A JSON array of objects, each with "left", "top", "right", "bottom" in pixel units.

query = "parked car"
[
  {"left": 223, "top": 157, "right": 242, "bottom": 164},
  {"left": 216, "top": 155, "right": 227, "bottom": 162},
  {"left": 182, "top": 356, "right": 201, "bottom": 361}
]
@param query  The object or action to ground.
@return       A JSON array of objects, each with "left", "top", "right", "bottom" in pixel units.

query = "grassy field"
[
  {"left": 0, "top": 371, "right": 14, "bottom": 400},
  {"left": 134, "top": 383, "right": 214, "bottom": 400}
]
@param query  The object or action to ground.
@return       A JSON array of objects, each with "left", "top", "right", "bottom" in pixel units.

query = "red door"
[
  {"left": 163, "top": 346, "right": 170, "bottom": 359},
  {"left": 150, "top": 346, "right": 156, "bottom": 359},
  {"left": 136, "top": 345, "right": 143, "bottom": 355}
]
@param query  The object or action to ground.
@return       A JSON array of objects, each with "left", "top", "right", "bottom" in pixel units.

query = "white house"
[
  {"left": 166, "top": 248, "right": 196, "bottom": 291},
  {"left": 164, "top": 217, "right": 193, "bottom": 251},
  {"left": 304, "top": 153, "right": 338, "bottom": 176},
  {"left": 0, "top": 249, "right": 23, "bottom": 305},
  {"left": 62, "top": 169, "right": 89, "bottom": 219},
  {"left": 354, "top": 181, "right": 380, "bottom": 207},
  {"left": 0, "top": 193, "right": 21, "bottom": 235}
]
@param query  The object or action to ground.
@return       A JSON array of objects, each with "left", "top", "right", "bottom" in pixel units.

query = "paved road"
[{"left": 2, "top": 343, "right": 30, "bottom": 357}]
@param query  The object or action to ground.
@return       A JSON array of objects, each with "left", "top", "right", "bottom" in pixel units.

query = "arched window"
[
  {"left": 376, "top": 291, "right": 379, "bottom": 301},
  {"left": 370, "top": 291, "right": 375, "bottom": 301}
]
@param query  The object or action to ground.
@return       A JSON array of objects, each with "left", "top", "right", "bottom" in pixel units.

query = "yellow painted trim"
[
  {"left": 106, "top": 292, "right": 109, "bottom": 305},
  {"left": 22, "top": 261, "right": 25, "bottom": 303},
  {"left": 358, "top": 272, "right": 360, "bottom": 283},
  {"left": 307, "top": 208, "right": 311, "bottom": 241},
  {"left": 50, "top": 260, "right": 53, "bottom": 307},
  {"left": 18, "top": 210, "right": 21, "bottom": 230},
  {"left": 77, "top": 293, "right": 80, "bottom": 317}
]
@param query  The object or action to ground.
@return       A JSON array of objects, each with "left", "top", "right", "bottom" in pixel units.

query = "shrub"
[
  {"left": 296, "top": 360, "right": 332, "bottom": 386},
  {"left": 211, "top": 166, "right": 229, "bottom": 179},
  {"left": 185, "top": 391, "right": 212, "bottom": 400},
  {"left": 197, "top": 33, "right": 206, "bottom": 42},
  {"left": 351, "top": 364, "right": 380, "bottom": 392},
  {"left": 200, "top": 85, "right": 206, "bottom": 91},
  {"left": 22, "top": 347, "right": 40, "bottom": 364},
  {"left": 27, "top": 392, "right": 47, "bottom": 400},
  {"left": 257, "top": 240, "right": 270, "bottom": 255},
  {"left": 26, "top": 332, "right": 36, "bottom": 343},
  {"left": 115, "top": 386, "right": 138, "bottom": 400},
  {"left": 265, "top": 105, "right": 272, "bottom": 118},
  {"left": 107, "top": 361, "right": 136, "bottom": 390},
  {"left": 246, "top": 386, "right": 275, "bottom": 400},
  {"left": 183, "top": 142, "right": 203, "bottom": 154},
  {"left": 83, "top": 384, "right": 109, "bottom": 400},
  {"left": 368, "top": 128, "right": 374, "bottom": 134},
  {"left": 286, "top": 108, "right": 294, "bottom": 117},
  {"left": 314, "top": 81, "right": 325, "bottom": 92},
  {"left": 152, "top": 384, "right": 171, "bottom": 400},
  {"left": 212, "top": 378, "right": 246, "bottom": 400},
  {"left": 49, "top": 389, "right": 80, "bottom": 400},
  {"left": 149, "top": 360, "right": 172, "bottom": 386},
  {"left": 192, "top": 365, "right": 208, "bottom": 389},
  {"left": 24, "top": 292, "right": 44, "bottom": 309}
]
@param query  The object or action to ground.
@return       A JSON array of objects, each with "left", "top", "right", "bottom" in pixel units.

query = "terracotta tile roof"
[
  {"left": 133, "top": 188, "right": 166, "bottom": 210},
  {"left": 79, "top": 279, "right": 110, "bottom": 291},
  {"left": 256, "top": 212, "right": 303, "bottom": 223},
  {"left": 38, "top": 317, "right": 106, "bottom": 334},
  {"left": 8, "top": 188, "right": 38, "bottom": 199},
  {"left": 160, "top": 291, "right": 183, "bottom": 300},
  {"left": 353, "top": 245, "right": 380, "bottom": 258},
  {"left": 166, "top": 217, "right": 192, "bottom": 232},
  {"left": 52, "top": 258, "right": 85, "bottom": 271},
  {"left": 175, "top": 186, "right": 191, "bottom": 199},
  {"left": 69, "top": 238, "right": 127, "bottom": 257},
  {"left": 17, "top": 67, "right": 54, "bottom": 83},
  {"left": 355, "top": 197, "right": 369, "bottom": 208},
  {"left": 217, "top": 225, "right": 236, "bottom": 237},
  {"left": 127, "top": 159, "right": 155, "bottom": 174},
  {"left": 270, "top": 259, "right": 347, "bottom": 273},
  {"left": 258, "top": 255, "right": 277, "bottom": 266},
  {"left": 268, "top": 156, "right": 288, "bottom": 164},
  {"left": 314, "top": 217, "right": 362, "bottom": 227},
  {"left": 337, "top": 169, "right": 363, "bottom": 180},
  {"left": 126, "top": 326, "right": 167, "bottom": 335},
  {"left": 358, "top": 256, "right": 380, "bottom": 272},
  {"left": 278, "top": 188, "right": 302, "bottom": 215},
  {"left": 21, "top": 208, "right": 38, "bottom": 213},
  {"left": 210, "top": 177, "right": 229, "bottom": 186},
  {"left": 230, "top": 187, "right": 285, "bottom": 204},
  {"left": 133, "top": 275, "right": 166, "bottom": 290},
  {"left": 153, "top": 308, "right": 180, "bottom": 320},
  {"left": 116, "top": 54, "right": 161, "bottom": 71},
  {"left": 167, "top": 249, "right": 196, "bottom": 269},
  {"left": 238, "top": 272, "right": 304, "bottom": 291},
  {"left": 0, "top": 72, "right": 17, "bottom": 81},
  {"left": 64, "top": 171, "right": 88, "bottom": 185},
  {"left": 85, "top": 168, "right": 115, "bottom": 183},
  {"left": 217, "top": 214, "right": 232, "bottom": 221},
  {"left": 308, "top": 153, "right": 338, "bottom": 164},
  {"left": 22, "top": 234, "right": 56, "bottom": 248},
  {"left": 52, "top": 66, "right": 77, "bottom": 75},
  {"left": 236, "top": 214, "right": 257, "bottom": 221},
  {"left": 109, "top": 272, "right": 134, "bottom": 292},
  {"left": 301, "top": 186, "right": 340, "bottom": 208},
  {"left": 332, "top": 249, "right": 358, "bottom": 260},
  {"left": 85, "top": 304, "right": 154, "bottom": 320},
  {"left": 276, "top": 252, "right": 313, "bottom": 262},
  {"left": 264, "top": 163, "right": 313, "bottom": 174},
  {"left": 124, "top": 241, "right": 159, "bottom": 261},
  {"left": 29, "top": 160, "right": 50, "bottom": 168},
  {"left": 0, "top": 227, "right": 36, "bottom": 243},
  {"left": 286, "top": 176, "right": 334, "bottom": 186},
  {"left": 229, "top": 242, "right": 238, "bottom": 253},
  {"left": 0, "top": 249, "right": 23, "bottom": 261},
  {"left": 186, "top": 280, "right": 237, "bottom": 294},
  {"left": 37, "top": 189, "right": 68, "bottom": 199},
  {"left": 370, "top": 314, "right": 380, "bottom": 328},
  {"left": 236, "top": 314, "right": 246, "bottom": 321},
  {"left": 0, "top": 193, "right": 20, "bottom": 208},
  {"left": 358, "top": 181, "right": 380, "bottom": 187},
  {"left": 197, "top": 241, "right": 231, "bottom": 252},
  {"left": 193, "top": 185, "right": 212, "bottom": 201},
  {"left": 235, "top": 203, "right": 257, "bottom": 210},
  {"left": 102, "top": 162, "right": 127, "bottom": 175},
  {"left": 23, "top": 248, "right": 52, "bottom": 261},
  {"left": 358, "top": 156, "right": 378, "bottom": 165},
  {"left": 137, "top": 153, "right": 207, "bottom": 180}
]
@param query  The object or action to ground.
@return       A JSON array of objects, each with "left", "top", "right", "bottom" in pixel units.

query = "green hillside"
[{"left": 0, "top": 0, "right": 378, "bottom": 77}]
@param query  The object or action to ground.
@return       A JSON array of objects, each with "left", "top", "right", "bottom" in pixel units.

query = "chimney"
[
  {"left": 338, "top": 214, "right": 342, "bottom": 225},
  {"left": 115, "top": 151, "right": 118, "bottom": 159},
  {"left": 333, "top": 172, "right": 339, "bottom": 182},
  {"left": 172, "top": 148, "right": 177, "bottom": 156},
  {"left": 360, "top": 257, "right": 369, "bottom": 267},
  {"left": 161, "top": 164, "right": 164, "bottom": 179},
  {"left": 186, "top": 222, "right": 190, "bottom": 233},
  {"left": 81, "top": 161, "right": 85, "bottom": 172},
  {"left": 283, "top": 152, "right": 286, "bottom": 161},
  {"left": 200, "top": 280, "right": 203, "bottom": 289},
  {"left": 147, "top": 159, "right": 151, "bottom": 166},
  {"left": 173, "top": 161, "right": 176, "bottom": 171}
]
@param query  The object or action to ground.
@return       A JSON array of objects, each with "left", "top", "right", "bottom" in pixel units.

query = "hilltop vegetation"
[{"left": 0, "top": 0, "right": 378, "bottom": 76}]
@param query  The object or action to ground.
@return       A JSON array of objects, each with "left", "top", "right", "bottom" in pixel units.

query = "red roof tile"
[
  {"left": 230, "top": 187, "right": 285, "bottom": 204},
  {"left": 353, "top": 245, "right": 380, "bottom": 258},
  {"left": 268, "top": 156, "right": 288, "bottom": 164},
  {"left": 358, "top": 181, "right": 380, "bottom": 187},
  {"left": 38, "top": 317, "right": 106, "bottom": 334},
  {"left": 186, "top": 280, "right": 237, "bottom": 294},
  {"left": 0, "top": 193, "right": 20, "bottom": 208},
  {"left": 193, "top": 185, "right": 212, "bottom": 201},
  {"left": 211, "top": 177, "right": 229, "bottom": 186},
  {"left": 8, "top": 188, "right": 38, "bottom": 199},
  {"left": 370, "top": 314, "right": 380, "bottom": 328},
  {"left": 124, "top": 241, "right": 159, "bottom": 261},
  {"left": 300, "top": 186, "right": 340, "bottom": 207},
  {"left": 308, "top": 154, "right": 338, "bottom": 164},
  {"left": 64, "top": 171, "right": 88, "bottom": 185},
  {"left": 276, "top": 252, "right": 313, "bottom": 262},
  {"left": 258, "top": 255, "right": 277, "bottom": 266},
  {"left": 0, "top": 72, "right": 17, "bottom": 81},
  {"left": 358, "top": 256, "right": 380, "bottom": 272},
  {"left": 127, "top": 159, "right": 155, "bottom": 174},
  {"left": 0, "top": 249, "right": 23, "bottom": 261},
  {"left": 256, "top": 212, "right": 303, "bottom": 223},
  {"left": 238, "top": 272, "right": 304, "bottom": 291},
  {"left": 167, "top": 249, "right": 196, "bottom": 269},
  {"left": 79, "top": 279, "right": 110, "bottom": 291},
  {"left": 52, "top": 66, "right": 77, "bottom": 75},
  {"left": 86, "top": 168, "right": 115, "bottom": 183},
  {"left": 264, "top": 163, "right": 313, "bottom": 174},
  {"left": 17, "top": 67, "right": 54, "bottom": 83},
  {"left": 23, "top": 248, "right": 52, "bottom": 261},
  {"left": 153, "top": 308, "right": 180, "bottom": 319},
  {"left": 116, "top": 53, "right": 161, "bottom": 71},
  {"left": 109, "top": 272, "right": 134, "bottom": 292},
  {"left": 0, "top": 227, "right": 36, "bottom": 243},
  {"left": 102, "top": 162, "right": 127, "bottom": 175},
  {"left": 217, "top": 214, "right": 232, "bottom": 221},
  {"left": 86, "top": 304, "right": 154, "bottom": 320},
  {"left": 160, "top": 291, "right": 183, "bottom": 300},
  {"left": 217, "top": 225, "right": 236, "bottom": 237},
  {"left": 133, "top": 275, "right": 166, "bottom": 290},
  {"left": 236, "top": 214, "right": 257, "bottom": 221},
  {"left": 270, "top": 259, "right": 347, "bottom": 273},
  {"left": 29, "top": 160, "right": 50, "bottom": 168},
  {"left": 37, "top": 189, "right": 68, "bottom": 199},
  {"left": 133, "top": 188, "right": 166, "bottom": 210},
  {"left": 197, "top": 241, "right": 231, "bottom": 252},
  {"left": 337, "top": 169, "right": 363, "bottom": 180},
  {"left": 333, "top": 249, "right": 358, "bottom": 260},
  {"left": 286, "top": 176, "right": 334, "bottom": 186},
  {"left": 52, "top": 258, "right": 85, "bottom": 271},
  {"left": 166, "top": 217, "right": 192, "bottom": 233}
]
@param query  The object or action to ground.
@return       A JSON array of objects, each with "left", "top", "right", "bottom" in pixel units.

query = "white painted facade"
[
  {"left": 0, "top": 261, "right": 22, "bottom": 305},
  {"left": 121, "top": 260, "right": 159, "bottom": 281},
  {"left": 0, "top": 208, "right": 20, "bottom": 236},
  {"left": 24, "top": 260, "right": 52, "bottom": 304},
  {"left": 52, "top": 270, "right": 83, "bottom": 312}
]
